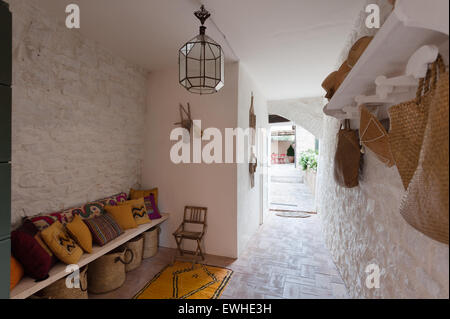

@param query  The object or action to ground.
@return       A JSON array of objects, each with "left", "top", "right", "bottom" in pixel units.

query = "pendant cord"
[{"left": 194, "top": 1, "right": 240, "bottom": 61}]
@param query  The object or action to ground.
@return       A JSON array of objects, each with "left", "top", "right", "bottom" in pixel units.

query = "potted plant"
[{"left": 287, "top": 144, "right": 295, "bottom": 163}]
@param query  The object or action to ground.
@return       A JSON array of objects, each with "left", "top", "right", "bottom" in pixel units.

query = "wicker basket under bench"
[{"left": 10, "top": 213, "right": 169, "bottom": 299}]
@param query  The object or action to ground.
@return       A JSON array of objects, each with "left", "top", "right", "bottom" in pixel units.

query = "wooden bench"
[{"left": 10, "top": 213, "right": 169, "bottom": 299}]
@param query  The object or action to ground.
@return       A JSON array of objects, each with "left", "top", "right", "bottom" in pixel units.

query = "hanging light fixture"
[{"left": 179, "top": 5, "right": 224, "bottom": 95}]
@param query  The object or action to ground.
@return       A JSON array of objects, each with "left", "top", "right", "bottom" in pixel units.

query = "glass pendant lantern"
[{"left": 179, "top": 5, "right": 224, "bottom": 95}]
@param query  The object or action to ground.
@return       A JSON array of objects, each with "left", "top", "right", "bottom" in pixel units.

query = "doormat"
[
  {"left": 134, "top": 261, "right": 233, "bottom": 299},
  {"left": 274, "top": 211, "right": 314, "bottom": 218}
]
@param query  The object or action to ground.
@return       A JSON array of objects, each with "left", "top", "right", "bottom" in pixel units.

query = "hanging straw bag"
[
  {"left": 87, "top": 247, "right": 133, "bottom": 294},
  {"left": 399, "top": 55, "right": 449, "bottom": 244},
  {"left": 388, "top": 58, "right": 438, "bottom": 189},
  {"left": 31, "top": 265, "right": 88, "bottom": 299},
  {"left": 122, "top": 235, "right": 144, "bottom": 272},
  {"left": 334, "top": 119, "right": 361, "bottom": 188}
]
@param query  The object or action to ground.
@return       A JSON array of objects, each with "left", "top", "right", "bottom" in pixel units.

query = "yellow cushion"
[
  {"left": 66, "top": 214, "right": 93, "bottom": 253},
  {"left": 105, "top": 204, "right": 137, "bottom": 230},
  {"left": 130, "top": 188, "right": 158, "bottom": 205},
  {"left": 118, "top": 198, "right": 150, "bottom": 226},
  {"left": 41, "top": 221, "right": 83, "bottom": 265}
]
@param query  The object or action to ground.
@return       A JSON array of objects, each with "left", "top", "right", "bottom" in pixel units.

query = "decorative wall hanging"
[
  {"left": 249, "top": 93, "right": 257, "bottom": 188},
  {"left": 249, "top": 93, "right": 256, "bottom": 146},
  {"left": 179, "top": 5, "right": 225, "bottom": 95}
]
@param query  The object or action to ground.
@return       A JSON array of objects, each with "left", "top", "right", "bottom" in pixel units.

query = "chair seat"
[{"left": 173, "top": 230, "right": 202, "bottom": 239}]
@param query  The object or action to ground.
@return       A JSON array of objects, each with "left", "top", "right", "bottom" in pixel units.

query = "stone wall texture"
[
  {"left": 8, "top": 0, "right": 148, "bottom": 225},
  {"left": 317, "top": 0, "right": 449, "bottom": 298}
]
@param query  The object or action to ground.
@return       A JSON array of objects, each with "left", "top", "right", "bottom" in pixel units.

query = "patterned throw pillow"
[
  {"left": 130, "top": 188, "right": 158, "bottom": 205},
  {"left": 81, "top": 202, "right": 105, "bottom": 219},
  {"left": 118, "top": 198, "right": 151, "bottom": 225},
  {"left": 144, "top": 194, "right": 162, "bottom": 220},
  {"left": 41, "top": 221, "right": 83, "bottom": 265},
  {"left": 98, "top": 192, "right": 128, "bottom": 206},
  {"left": 83, "top": 214, "right": 123, "bottom": 246},
  {"left": 25, "top": 214, "right": 59, "bottom": 231}
]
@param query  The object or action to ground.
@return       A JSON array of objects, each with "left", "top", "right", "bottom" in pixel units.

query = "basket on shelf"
[
  {"left": 121, "top": 235, "right": 144, "bottom": 272},
  {"left": 143, "top": 226, "right": 160, "bottom": 259},
  {"left": 87, "top": 247, "right": 133, "bottom": 294},
  {"left": 31, "top": 265, "right": 88, "bottom": 299}
]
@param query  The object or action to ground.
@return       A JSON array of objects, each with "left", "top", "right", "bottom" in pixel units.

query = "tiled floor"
[
  {"left": 90, "top": 165, "right": 348, "bottom": 299},
  {"left": 90, "top": 213, "right": 347, "bottom": 299}
]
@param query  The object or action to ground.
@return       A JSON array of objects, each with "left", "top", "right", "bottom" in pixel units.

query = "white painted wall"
[
  {"left": 143, "top": 63, "right": 239, "bottom": 258},
  {"left": 236, "top": 64, "right": 269, "bottom": 256},
  {"left": 8, "top": 0, "right": 148, "bottom": 226}
]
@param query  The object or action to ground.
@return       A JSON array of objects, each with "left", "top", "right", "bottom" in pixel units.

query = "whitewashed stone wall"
[
  {"left": 8, "top": 0, "right": 148, "bottom": 225},
  {"left": 317, "top": 0, "right": 449, "bottom": 298}
]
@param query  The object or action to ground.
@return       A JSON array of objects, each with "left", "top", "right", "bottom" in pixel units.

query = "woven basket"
[
  {"left": 87, "top": 247, "right": 133, "bottom": 294},
  {"left": 31, "top": 266, "right": 88, "bottom": 299},
  {"left": 399, "top": 56, "right": 449, "bottom": 244},
  {"left": 389, "top": 58, "right": 438, "bottom": 189},
  {"left": 122, "top": 235, "right": 143, "bottom": 272},
  {"left": 143, "top": 227, "right": 160, "bottom": 259}
]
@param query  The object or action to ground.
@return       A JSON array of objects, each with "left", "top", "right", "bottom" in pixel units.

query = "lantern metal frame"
[{"left": 179, "top": 5, "right": 224, "bottom": 95}]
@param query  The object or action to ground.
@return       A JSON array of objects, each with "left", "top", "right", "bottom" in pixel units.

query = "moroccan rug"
[{"left": 134, "top": 261, "right": 233, "bottom": 299}]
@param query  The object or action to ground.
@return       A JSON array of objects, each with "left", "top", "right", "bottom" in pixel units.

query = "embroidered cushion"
[
  {"left": 105, "top": 204, "right": 137, "bottom": 230},
  {"left": 66, "top": 214, "right": 93, "bottom": 253},
  {"left": 144, "top": 194, "right": 162, "bottom": 220},
  {"left": 98, "top": 192, "right": 128, "bottom": 206},
  {"left": 26, "top": 214, "right": 59, "bottom": 231},
  {"left": 11, "top": 220, "right": 55, "bottom": 280},
  {"left": 130, "top": 188, "right": 158, "bottom": 205},
  {"left": 118, "top": 198, "right": 150, "bottom": 226},
  {"left": 83, "top": 214, "right": 123, "bottom": 246},
  {"left": 41, "top": 221, "right": 83, "bottom": 265}
]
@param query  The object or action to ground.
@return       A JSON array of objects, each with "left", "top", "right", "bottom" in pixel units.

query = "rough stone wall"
[
  {"left": 8, "top": 0, "right": 148, "bottom": 225},
  {"left": 317, "top": 0, "right": 449, "bottom": 298}
]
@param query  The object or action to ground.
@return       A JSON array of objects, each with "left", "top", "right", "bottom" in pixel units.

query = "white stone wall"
[
  {"left": 317, "top": 0, "right": 449, "bottom": 298},
  {"left": 8, "top": 0, "right": 148, "bottom": 225}
]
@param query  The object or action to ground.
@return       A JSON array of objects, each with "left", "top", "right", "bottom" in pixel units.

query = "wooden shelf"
[
  {"left": 324, "top": 0, "right": 449, "bottom": 119},
  {"left": 10, "top": 213, "right": 169, "bottom": 299}
]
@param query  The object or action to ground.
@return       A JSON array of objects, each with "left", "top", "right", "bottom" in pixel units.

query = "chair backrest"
[{"left": 183, "top": 206, "right": 207, "bottom": 225}]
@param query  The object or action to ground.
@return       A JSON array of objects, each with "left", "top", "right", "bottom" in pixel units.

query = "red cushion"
[{"left": 11, "top": 221, "right": 54, "bottom": 280}]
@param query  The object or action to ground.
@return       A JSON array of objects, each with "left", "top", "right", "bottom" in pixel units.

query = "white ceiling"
[{"left": 36, "top": 0, "right": 364, "bottom": 100}]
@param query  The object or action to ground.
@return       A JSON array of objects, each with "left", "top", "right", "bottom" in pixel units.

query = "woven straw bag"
[
  {"left": 143, "top": 226, "right": 160, "bottom": 259},
  {"left": 87, "top": 247, "right": 133, "bottom": 294},
  {"left": 389, "top": 58, "right": 439, "bottom": 189},
  {"left": 122, "top": 235, "right": 144, "bottom": 272},
  {"left": 334, "top": 120, "right": 361, "bottom": 188},
  {"left": 31, "top": 266, "right": 88, "bottom": 299},
  {"left": 399, "top": 56, "right": 449, "bottom": 244}
]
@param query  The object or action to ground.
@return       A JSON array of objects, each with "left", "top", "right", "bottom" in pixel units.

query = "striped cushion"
[{"left": 83, "top": 214, "right": 123, "bottom": 246}]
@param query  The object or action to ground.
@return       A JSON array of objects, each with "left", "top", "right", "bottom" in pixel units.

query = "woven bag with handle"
[
  {"left": 389, "top": 57, "right": 439, "bottom": 189},
  {"left": 399, "top": 55, "right": 449, "bottom": 244},
  {"left": 334, "top": 119, "right": 361, "bottom": 188}
]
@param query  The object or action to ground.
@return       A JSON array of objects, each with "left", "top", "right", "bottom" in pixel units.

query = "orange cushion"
[
  {"left": 105, "top": 204, "right": 137, "bottom": 230},
  {"left": 130, "top": 188, "right": 158, "bottom": 205},
  {"left": 10, "top": 256, "right": 24, "bottom": 290}
]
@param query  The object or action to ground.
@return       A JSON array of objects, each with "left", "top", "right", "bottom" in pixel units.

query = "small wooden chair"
[{"left": 173, "top": 206, "right": 207, "bottom": 260}]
